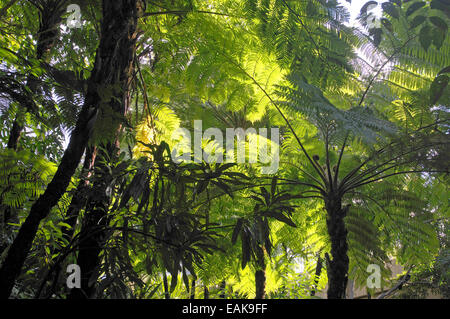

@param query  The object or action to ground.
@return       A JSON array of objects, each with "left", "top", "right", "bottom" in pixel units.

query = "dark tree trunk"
[
  {"left": 62, "top": 146, "right": 97, "bottom": 241},
  {"left": 67, "top": 0, "right": 140, "bottom": 299},
  {"left": 33, "top": 147, "right": 97, "bottom": 299},
  {"left": 310, "top": 254, "right": 323, "bottom": 296},
  {"left": 0, "top": 100, "right": 97, "bottom": 298},
  {"left": 67, "top": 174, "right": 110, "bottom": 299},
  {"left": 190, "top": 278, "right": 196, "bottom": 299},
  {"left": 255, "top": 245, "right": 266, "bottom": 299},
  {"left": 255, "top": 270, "right": 265, "bottom": 299},
  {"left": 0, "top": 0, "right": 140, "bottom": 299},
  {"left": 163, "top": 272, "right": 170, "bottom": 299},
  {"left": 325, "top": 197, "right": 349, "bottom": 299},
  {"left": 204, "top": 286, "right": 209, "bottom": 299},
  {"left": 6, "top": 120, "right": 23, "bottom": 150},
  {"left": 67, "top": 145, "right": 116, "bottom": 299}
]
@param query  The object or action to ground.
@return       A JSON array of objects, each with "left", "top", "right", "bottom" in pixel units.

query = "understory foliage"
[{"left": 0, "top": 0, "right": 448, "bottom": 299}]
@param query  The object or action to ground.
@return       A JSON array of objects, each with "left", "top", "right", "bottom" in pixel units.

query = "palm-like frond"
[{"left": 276, "top": 71, "right": 397, "bottom": 146}]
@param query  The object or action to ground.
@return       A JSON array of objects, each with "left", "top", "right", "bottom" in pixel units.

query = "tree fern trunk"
[
  {"left": 0, "top": 0, "right": 139, "bottom": 299},
  {"left": 255, "top": 245, "right": 266, "bottom": 299},
  {"left": 163, "top": 272, "right": 170, "bottom": 299},
  {"left": 255, "top": 270, "right": 265, "bottom": 299},
  {"left": 325, "top": 197, "right": 349, "bottom": 299},
  {"left": 310, "top": 254, "right": 323, "bottom": 296},
  {"left": 6, "top": 120, "right": 23, "bottom": 150}
]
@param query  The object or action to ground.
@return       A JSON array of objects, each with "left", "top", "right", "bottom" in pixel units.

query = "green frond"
[{"left": 0, "top": 149, "right": 56, "bottom": 209}]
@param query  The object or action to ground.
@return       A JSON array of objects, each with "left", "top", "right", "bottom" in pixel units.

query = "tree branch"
[{"left": 377, "top": 269, "right": 412, "bottom": 299}]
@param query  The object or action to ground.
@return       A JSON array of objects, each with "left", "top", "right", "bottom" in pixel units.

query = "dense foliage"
[{"left": 0, "top": 0, "right": 448, "bottom": 299}]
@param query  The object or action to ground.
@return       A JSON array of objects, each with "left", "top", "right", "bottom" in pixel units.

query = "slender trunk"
[
  {"left": 6, "top": 120, "right": 23, "bottom": 150},
  {"left": 0, "top": 99, "right": 96, "bottom": 298},
  {"left": 0, "top": 0, "right": 139, "bottom": 299},
  {"left": 67, "top": 144, "right": 118, "bottom": 299},
  {"left": 325, "top": 197, "right": 349, "bottom": 299},
  {"left": 255, "top": 245, "right": 266, "bottom": 299},
  {"left": 67, "top": 0, "right": 140, "bottom": 299},
  {"left": 310, "top": 254, "right": 323, "bottom": 296},
  {"left": 33, "top": 147, "right": 97, "bottom": 299},
  {"left": 62, "top": 146, "right": 97, "bottom": 241},
  {"left": 163, "top": 272, "right": 170, "bottom": 299},
  {"left": 204, "top": 286, "right": 209, "bottom": 299},
  {"left": 255, "top": 270, "right": 265, "bottom": 299}
]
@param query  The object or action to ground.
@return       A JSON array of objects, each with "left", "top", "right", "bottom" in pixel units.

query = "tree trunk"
[
  {"left": 255, "top": 245, "right": 266, "bottom": 299},
  {"left": 0, "top": 100, "right": 97, "bottom": 298},
  {"left": 6, "top": 119, "right": 23, "bottom": 150},
  {"left": 67, "top": 0, "right": 140, "bottom": 299},
  {"left": 0, "top": 0, "right": 139, "bottom": 299},
  {"left": 67, "top": 145, "right": 117, "bottom": 299},
  {"left": 33, "top": 147, "right": 97, "bottom": 299},
  {"left": 62, "top": 146, "right": 97, "bottom": 241},
  {"left": 190, "top": 278, "right": 196, "bottom": 299},
  {"left": 163, "top": 272, "right": 170, "bottom": 299},
  {"left": 325, "top": 197, "right": 349, "bottom": 299},
  {"left": 310, "top": 254, "right": 322, "bottom": 296},
  {"left": 67, "top": 171, "right": 111, "bottom": 299}
]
